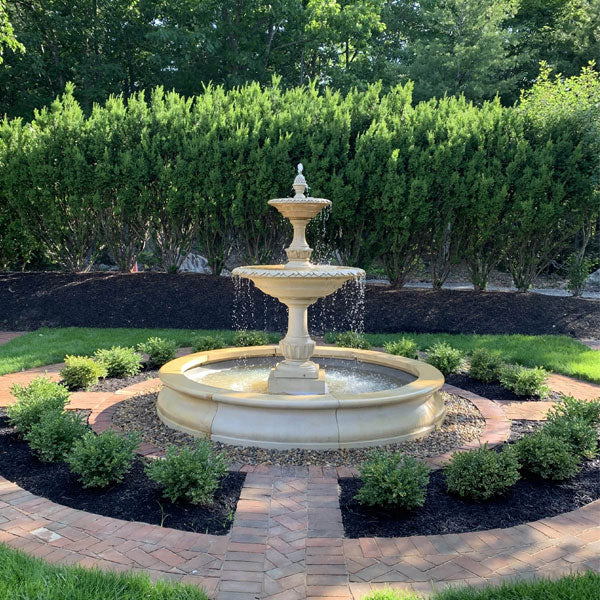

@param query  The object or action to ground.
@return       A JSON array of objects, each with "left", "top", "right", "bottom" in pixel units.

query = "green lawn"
[
  {"left": 325, "top": 332, "right": 600, "bottom": 384},
  {"left": 0, "top": 327, "right": 241, "bottom": 376},
  {"left": 0, "top": 328, "right": 598, "bottom": 384},
  {"left": 0, "top": 544, "right": 208, "bottom": 600},
  {"left": 362, "top": 571, "right": 600, "bottom": 599}
]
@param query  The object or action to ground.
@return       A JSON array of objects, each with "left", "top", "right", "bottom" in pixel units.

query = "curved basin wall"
[{"left": 157, "top": 346, "right": 446, "bottom": 450}]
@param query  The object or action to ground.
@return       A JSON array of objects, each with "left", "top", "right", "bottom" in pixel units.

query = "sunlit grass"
[{"left": 0, "top": 543, "right": 209, "bottom": 600}]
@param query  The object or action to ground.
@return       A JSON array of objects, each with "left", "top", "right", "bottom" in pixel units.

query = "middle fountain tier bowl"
[{"left": 157, "top": 163, "right": 446, "bottom": 449}]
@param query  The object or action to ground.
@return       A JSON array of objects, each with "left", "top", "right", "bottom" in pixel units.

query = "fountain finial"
[{"left": 293, "top": 162, "right": 307, "bottom": 197}]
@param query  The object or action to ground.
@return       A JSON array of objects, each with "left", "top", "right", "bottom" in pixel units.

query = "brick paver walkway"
[
  {"left": 0, "top": 331, "right": 25, "bottom": 345},
  {"left": 0, "top": 363, "right": 599, "bottom": 598}
]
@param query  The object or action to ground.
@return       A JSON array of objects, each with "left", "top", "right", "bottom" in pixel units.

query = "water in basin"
[{"left": 186, "top": 358, "right": 415, "bottom": 394}]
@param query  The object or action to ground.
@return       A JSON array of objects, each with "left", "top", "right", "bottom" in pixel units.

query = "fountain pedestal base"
[{"left": 268, "top": 367, "right": 327, "bottom": 395}]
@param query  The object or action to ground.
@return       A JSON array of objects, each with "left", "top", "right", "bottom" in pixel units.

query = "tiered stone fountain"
[{"left": 158, "top": 165, "right": 445, "bottom": 449}]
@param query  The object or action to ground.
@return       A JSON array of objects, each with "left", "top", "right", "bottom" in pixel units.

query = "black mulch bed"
[
  {"left": 0, "top": 416, "right": 244, "bottom": 535},
  {"left": 1, "top": 272, "right": 599, "bottom": 337},
  {"left": 339, "top": 455, "right": 600, "bottom": 539},
  {"left": 87, "top": 369, "right": 160, "bottom": 393},
  {"left": 445, "top": 373, "right": 562, "bottom": 403}
]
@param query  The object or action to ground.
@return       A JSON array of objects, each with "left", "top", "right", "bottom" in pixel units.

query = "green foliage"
[
  {"left": 468, "top": 349, "right": 503, "bottom": 383},
  {"left": 356, "top": 451, "right": 430, "bottom": 509},
  {"left": 516, "top": 431, "right": 581, "bottom": 480},
  {"left": 233, "top": 330, "right": 275, "bottom": 347},
  {"left": 7, "top": 377, "right": 70, "bottom": 435},
  {"left": 67, "top": 430, "right": 141, "bottom": 488},
  {"left": 445, "top": 444, "right": 521, "bottom": 501},
  {"left": 332, "top": 331, "right": 372, "bottom": 350},
  {"left": 499, "top": 364, "right": 549, "bottom": 397},
  {"left": 60, "top": 355, "right": 107, "bottom": 390},
  {"left": 25, "top": 410, "right": 88, "bottom": 462},
  {"left": 543, "top": 416, "right": 598, "bottom": 460},
  {"left": 566, "top": 253, "right": 595, "bottom": 296},
  {"left": 425, "top": 342, "right": 464, "bottom": 376},
  {"left": 137, "top": 337, "right": 178, "bottom": 368},
  {"left": 192, "top": 335, "right": 227, "bottom": 352},
  {"left": 384, "top": 338, "right": 418, "bottom": 360},
  {"left": 145, "top": 440, "right": 229, "bottom": 505},
  {"left": 94, "top": 346, "right": 143, "bottom": 378},
  {"left": 547, "top": 395, "right": 600, "bottom": 427}
]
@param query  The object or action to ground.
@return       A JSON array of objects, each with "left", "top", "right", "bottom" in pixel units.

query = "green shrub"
[
  {"left": 233, "top": 330, "right": 273, "bottom": 347},
  {"left": 547, "top": 395, "right": 600, "bottom": 427},
  {"left": 468, "top": 348, "right": 503, "bottom": 383},
  {"left": 566, "top": 253, "right": 595, "bottom": 297},
  {"left": 516, "top": 431, "right": 581, "bottom": 480},
  {"left": 355, "top": 451, "right": 430, "bottom": 509},
  {"left": 67, "top": 430, "right": 141, "bottom": 488},
  {"left": 192, "top": 335, "right": 226, "bottom": 352},
  {"left": 60, "top": 355, "right": 107, "bottom": 390},
  {"left": 384, "top": 338, "right": 418, "bottom": 359},
  {"left": 145, "top": 440, "right": 229, "bottom": 505},
  {"left": 425, "top": 342, "right": 464, "bottom": 376},
  {"left": 332, "top": 331, "right": 372, "bottom": 350},
  {"left": 499, "top": 364, "right": 549, "bottom": 397},
  {"left": 94, "top": 346, "right": 143, "bottom": 378},
  {"left": 7, "top": 377, "right": 70, "bottom": 435},
  {"left": 137, "top": 337, "right": 178, "bottom": 368},
  {"left": 543, "top": 416, "right": 598, "bottom": 460},
  {"left": 445, "top": 444, "right": 521, "bottom": 501},
  {"left": 25, "top": 410, "right": 89, "bottom": 462}
]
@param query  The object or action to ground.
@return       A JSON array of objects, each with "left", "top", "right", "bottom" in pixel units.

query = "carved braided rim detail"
[
  {"left": 268, "top": 198, "right": 331, "bottom": 205},
  {"left": 232, "top": 266, "right": 365, "bottom": 279}
]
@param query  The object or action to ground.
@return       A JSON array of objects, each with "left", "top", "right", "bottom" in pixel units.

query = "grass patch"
[
  {"left": 0, "top": 327, "right": 278, "bottom": 375},
  {"left": 1, "top": 328, "right": 598, "bottom": 384},
  {"left": 361, "top": 571, "right": 599, "bottom": 599},
  {"left": 338, "top": 333, "right": 599, "bottom": 384},
  {"left": 0, "top": 543, "right": 208, "bottom": 600}
]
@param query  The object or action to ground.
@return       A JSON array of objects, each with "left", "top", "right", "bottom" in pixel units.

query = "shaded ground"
[
  {"left": 340, "top": 455, "right": 600, "bottom": 538},
  {"left": 1, "top": 272, "right": 599, "bottom": 336}
]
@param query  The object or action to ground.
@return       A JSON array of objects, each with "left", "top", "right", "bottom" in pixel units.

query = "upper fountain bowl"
[
  {"left": 232, "top": 264, "right": 365, "bottom": 303},
  {"left": 268, "top": 197, "right": 331, "bottom": 221}
]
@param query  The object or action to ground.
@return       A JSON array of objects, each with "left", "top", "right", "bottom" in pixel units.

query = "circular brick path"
[{"left": 0, "top": 359, "right": 599, "bottom": 598}]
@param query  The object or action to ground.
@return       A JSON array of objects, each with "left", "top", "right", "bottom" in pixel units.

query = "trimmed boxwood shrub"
[
  {"left": 445, "top": 444, "right": 520, "bottom": 501},
  {"left": 233, "top": 330, "right": 275, "bottom": 347},
  {"left": 332, "top": 331, "right": 372, "bottom": 350},
  {"left": 25, "top": 410, "right": 89, "bottom": 462},
  {"left": 7, "top": 377, "right": 70, "bottom": 436},
  {"left": 137, "top": 337, "right": 178, "bottom": 368},
  {"left": 499, "top": 364, "right": 549, "bottom": 397},
  {"left": 547, "top": 395, "right": 600, "bottom": 427},
  {"left": 425, "top": 342, "right": 464, "bottom": 376},
  {"left": 60, "top": 355, "right": 107, "bottom": 390},
  {"left": 468, "top": 348, "right": 503, "bottom": 383},
  {"left": 516, "top": 431, "right": 581, "bottom": 480},
  {"left": 355, "top": 451, "right": 430, "bottom": 509},
  {"left": 192, "top": 335, "right": 226, "bottom": 352},
  {"left": 543, "top": 416, "right": 598, "bottom": 460},
  {"left": 67, "top": 430, "right": 141, "bottom": 488},
  {"left": 384, "top": 338, "right": 418, "bottom": 360},
  {"left": 94, "top": 346, "right": 143, "bottom": 378},
  {"left": 145, "top": 440, "right": 229, "bottom": 505}
]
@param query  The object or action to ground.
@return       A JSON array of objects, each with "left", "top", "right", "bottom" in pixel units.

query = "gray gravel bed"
[{"left": 112, "top": 392, "right": 485, "bottom": 467}]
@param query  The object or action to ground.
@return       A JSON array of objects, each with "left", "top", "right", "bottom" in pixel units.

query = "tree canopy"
[{"left": 1, "top": 0, "right": 599, "bottom": 117}]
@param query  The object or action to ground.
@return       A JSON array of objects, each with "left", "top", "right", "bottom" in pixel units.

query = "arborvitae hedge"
[{"left": 0, "top": 78, "right": 597, "bottom": 290}]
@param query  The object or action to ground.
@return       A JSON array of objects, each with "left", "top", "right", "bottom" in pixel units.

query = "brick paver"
[
  {"left": 0, "top": 331, "right": 26, "bottom": 345},
  {"left": 0, "top": 363, "right": 599, "bottom": 598}
]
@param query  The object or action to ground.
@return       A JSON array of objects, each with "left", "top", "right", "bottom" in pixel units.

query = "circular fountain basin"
[{"left": 157, "top": 346, "right": 445, "bottom": 449}]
